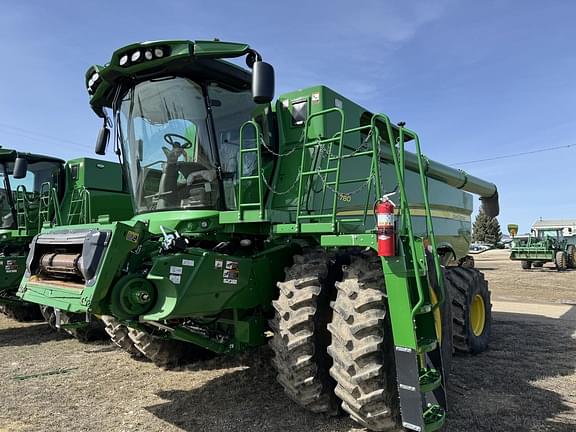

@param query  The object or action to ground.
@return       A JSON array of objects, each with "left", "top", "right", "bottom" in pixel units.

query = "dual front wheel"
[{"left": 270, "top": 250, "right": 491, "bottom": 431}]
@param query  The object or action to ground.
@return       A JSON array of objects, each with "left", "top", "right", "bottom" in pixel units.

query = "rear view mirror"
[
  {"left": 95, "top": 126, "right": 110, "bottom": 155},
  {"left": 13, "top": 156, "right": 28, "bottom": 179},
  {"left": 252, "top": 61, "right": 275, "bottom": 104}
]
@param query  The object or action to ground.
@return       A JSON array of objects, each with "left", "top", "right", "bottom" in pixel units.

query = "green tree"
[{"left": 472, "top": 209, "right": 502, "bottom": 245}]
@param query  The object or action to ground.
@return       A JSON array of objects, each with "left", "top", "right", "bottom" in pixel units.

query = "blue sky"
[{"left": 0, "top": 0, "right": 574, "bottom": 233}]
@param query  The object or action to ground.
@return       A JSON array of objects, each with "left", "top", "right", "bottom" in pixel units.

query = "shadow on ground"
[
  {"left": 0, "top": 322, "right": 69, "bottom": 347},
  {"left": 146, "top": 347, "right": 356, "bottom": 432},
  {"left": 147, "top": 313, "right": 576, "bottom": 432},
  {"left": 446, "top": 312, "right": 576, "bottom": 431}
]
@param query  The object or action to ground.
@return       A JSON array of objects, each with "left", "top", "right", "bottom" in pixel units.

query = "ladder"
[
  {"left": 15, "top": 185, "right": 29, "bottom": 234},
  {"left": 235, "top": 120, "right": 265, "bottom": 221},
  {"left": 67, "top": 187, "right": 91, "bottom": 224},
  {"left": 374, "top": 114, "right": 447, "bottom": 431},
  {"left": 38, "top": 182, "right": 62, "bottom": 229}
]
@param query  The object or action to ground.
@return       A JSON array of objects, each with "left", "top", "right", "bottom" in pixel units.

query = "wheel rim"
[
  {"left": 470, "top": 294, "right": 486, "bottom": 336},
  {"left": 430, "top": 288, "right": 442, "bottom": 343}
]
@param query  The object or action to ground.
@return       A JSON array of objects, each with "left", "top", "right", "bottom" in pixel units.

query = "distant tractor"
[{"left": 509, "top": 227, "right": 575, "bottom": 271}]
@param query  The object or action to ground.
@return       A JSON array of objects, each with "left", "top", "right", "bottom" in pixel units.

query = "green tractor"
[
  {"left": 0, "top": 152, "right": 133, "bottom": 339},
  {"left": 18, "top": 40, "right": 500, "bottom": 431},
  {"left": 510, "top": 226, "right": 575, "bottom": 271}
]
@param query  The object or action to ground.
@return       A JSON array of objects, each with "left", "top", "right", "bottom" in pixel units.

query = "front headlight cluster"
[
  {"left": 87, "top": 71, "right": 101, "bottom": 95},
  {"left": 119, "top": 46, "right": 167, "bottom": 67}
]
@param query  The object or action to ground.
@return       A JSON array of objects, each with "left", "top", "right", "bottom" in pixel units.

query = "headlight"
[
  {"left": 131, "top": 50, "right": 141, "bottom": 62},
  {"left": 154, "top": 47, "right": 164, "bottom": 58},
  {"left": 144, "top": 50, "right": 153, "bottom": 60},
  {"left": 119, "top": 55, "right": 128, "bottom": 66}
]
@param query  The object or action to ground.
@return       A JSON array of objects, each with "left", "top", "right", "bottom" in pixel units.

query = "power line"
[
  {"left": 451, "top": 143, "right": 576, "bottom": 166},
  {"left": 0, "top": 123, "right": 87, "bottom": 149}
]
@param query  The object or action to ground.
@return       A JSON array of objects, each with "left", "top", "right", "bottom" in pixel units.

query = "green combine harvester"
[
  {"left": 18, "top": 40, "right": 499, "bottom": 431},
  {"left": 0, "top": 149, "right": 64, "bottom": 321},
  {"left": 509, "top": 226, "right": 575, "bottom": 270},
  {"left": 0, "top": 152, "right": 133, "bottom": 339}
]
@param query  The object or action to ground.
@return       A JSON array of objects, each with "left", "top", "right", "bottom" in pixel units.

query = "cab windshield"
[
  {"left": 0, "top": 160, "right": 62, "bottom": 228},
  {"left": 117, "top": 76, "right": 259, "bottom": 214}
]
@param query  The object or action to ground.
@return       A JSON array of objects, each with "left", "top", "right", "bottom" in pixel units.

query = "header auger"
[{"left": 18, "top": 40, "right": 498, "bottom": 431}]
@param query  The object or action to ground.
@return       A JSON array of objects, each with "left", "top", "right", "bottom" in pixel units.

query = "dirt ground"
[{"left": 0, "top": 249, "right": 575, "bottom": 432}]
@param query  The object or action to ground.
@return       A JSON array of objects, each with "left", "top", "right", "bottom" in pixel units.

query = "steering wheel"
[{"left": 164, "top": 133, "right": 193, "bottom": 150}]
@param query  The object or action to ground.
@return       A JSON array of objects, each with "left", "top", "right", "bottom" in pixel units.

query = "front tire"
[
  {"left": 327, "top": 254, "right": 398, "bottom": 431},
  {"left": 445, "top": 267, "right": 492, "bottom": 354},
  {"left": 269, "top": 249, "right": 339, "bottom": 414},
  {"left": 521, "top": 260, "right": 531, "bottom": 270}
]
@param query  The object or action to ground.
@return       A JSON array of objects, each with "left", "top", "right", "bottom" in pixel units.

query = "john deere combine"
[
  {"left": 18, "top": 40, "right": 499, "bottom": 431},
  {"left": 0, "top": 149, "right": 64, "bottom": 320},
  {"left": 1, "top": 154, "right": 133, "bottom": 339}
]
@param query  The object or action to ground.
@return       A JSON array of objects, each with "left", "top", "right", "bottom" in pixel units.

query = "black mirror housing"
[
  {"left": 252, "top": 61, "right": 275, "bottom": 104},
  {"left": 13, "top": 157, "right": 28, "bottom": 179},
  {"left": 95, "top": 126, "right": 110, "bottom": 155}
]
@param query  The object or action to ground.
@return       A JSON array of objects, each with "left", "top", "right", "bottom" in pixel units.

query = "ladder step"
[
  {"left": 239, "top": 203, "right": 261, "bottom": 207},
  {"left": 419, "top": 368, "right": 442, "bottom": 393},
  {"left": 423, "top": 404, "right": 445, "bottom": 432},
  {"left": 297, "top": 214, "right": 333, "bottom": 220},
  {"left": 417, "top": 337, "right": 438, "bottom": 354},
  {"left": 301, "top": 168, "right": 338, "bottom": 176},
  {"left": 240, "top": 175, "right": 259, "bottom": 180},
  {"left": 240, "top": 148, "right": 258, "bottom": 153}
]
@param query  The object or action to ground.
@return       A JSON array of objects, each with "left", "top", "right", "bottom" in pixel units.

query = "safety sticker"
[
  {"left": 225, "top": 261, "right": 239, "bottom": 270},
  {"left": 170, "top": 266, "right": 183, "bottom": 275},
  {"left": 182, "top": 259, "right": 195, "bottom": 267},
  {"left": 126, "top": 231, "right": 139, "bottom": 243},
  {"left": 5, "top": 260, "right": 18, "bottom": 273},
  {"left": 169, "top": 274, "right": 181, "bottom": 284},
  {"left": 214, "top": 260, "right": 223, "bottom": 269},
  {"left": 223, "top": 278, "right": 238, "bottom": 285}
]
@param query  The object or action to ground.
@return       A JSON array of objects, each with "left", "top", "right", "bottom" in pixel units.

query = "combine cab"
[{"left": 18, "top": 40, "right": 500, "bottom": 431}]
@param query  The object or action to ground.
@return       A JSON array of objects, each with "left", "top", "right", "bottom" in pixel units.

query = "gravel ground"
[{"left": 0, "top": 249, "right": 574, "bottom": 432}]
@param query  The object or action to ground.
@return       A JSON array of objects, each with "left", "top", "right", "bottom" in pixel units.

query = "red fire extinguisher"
[{"left": 375, "top": 194, "right": 396, "bottom": 257}]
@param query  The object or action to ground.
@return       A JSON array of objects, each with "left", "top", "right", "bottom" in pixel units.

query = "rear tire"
[
  {"left": 327, "top": 254, "right": 398, "bottom": 431},
  {"left": 521, "top": 260, "right": 531, "bottom": 270},
  {"left": 269, "top": 249, "right": 339, "bottom": 414},
  {"left": 101, "top": 315, "right": 143, "bottom": 358},
  {"left": 556, "top": 251, "right": 567, "bottom": 271},
  {"left": 445, "top": 267, "right": 492, "bottom": 354},
  {"left": 566, "top": 245, "right": 576, "bottom": 269}
]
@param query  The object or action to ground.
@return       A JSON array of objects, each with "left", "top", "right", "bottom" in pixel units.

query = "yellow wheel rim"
[
  {"left": 470, "top": 294, "right": 486, "bottom": 336},
  {"left": 430, "top": 289, "right": 442, "bottom": 343}
]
